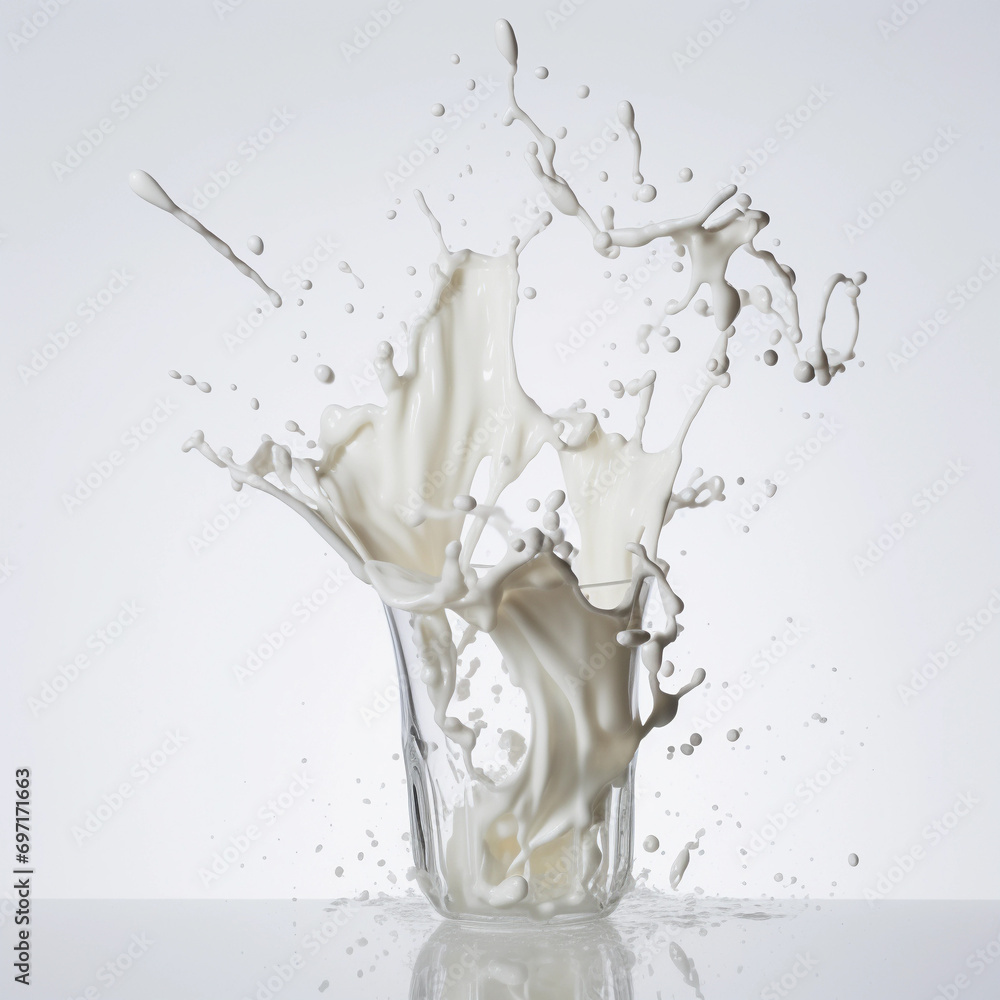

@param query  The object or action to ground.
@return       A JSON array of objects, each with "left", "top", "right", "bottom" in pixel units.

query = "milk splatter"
[{"left": 131, "top": 19, "right": 864, "bottom": 921}]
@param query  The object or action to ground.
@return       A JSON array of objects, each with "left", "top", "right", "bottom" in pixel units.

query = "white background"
[{"left": 2, "top": 0, "right": 998, "bottom": 905}]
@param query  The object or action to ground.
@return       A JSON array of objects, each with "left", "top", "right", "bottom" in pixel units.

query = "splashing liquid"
[{"left": 131, "top": 20, "right": 863, "bottom": 919}]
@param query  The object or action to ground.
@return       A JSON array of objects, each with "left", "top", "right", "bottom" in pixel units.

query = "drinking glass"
[{"left": 384, "top": 578, "right": 647, "bottom": 922}]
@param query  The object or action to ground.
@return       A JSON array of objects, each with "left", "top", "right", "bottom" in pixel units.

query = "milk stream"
[{"left": 131, "top": 20, "right": 864, "bottom": 919}]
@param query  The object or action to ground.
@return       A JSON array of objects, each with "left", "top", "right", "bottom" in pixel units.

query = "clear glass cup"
[{"left": 384, "top": 577, "right": 647, "bottom": 922}]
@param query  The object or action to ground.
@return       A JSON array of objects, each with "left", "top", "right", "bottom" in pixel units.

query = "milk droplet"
[
  {"left": 643, "top": 835, "right": 660, "bottom": 853},
  {"left": 386, "top": 210, "right": 396, "bottom": 220},
  {"left": 794, "top": 361, "right": 816, "bottom": 382},
  {"left": 249, "top": 398, "right": 259, "bottom": 410},
  {"left": 727, "top": 729, "right": 741, "bottom": 742},
  {"left": 128, "top": 170, "right": 281, "bottom": 307},
  {"left": 577, "top": 85, "right": 590, "bottom": 98},
  {"left": 526, "top": 498, "right": 540, "bottom": 512},
  {"left": 182, "top": 374, "right": 195, "bottom": 385},
  {"left": 301, "top": 280, "right": 312, "bottom": 290},
  {"left": 167, "top": 370, "right": 181, "bottom": 379},
  {"left": 431, "top": 104, "right": 445, "bottom": 117},
  {"left": 848, "top": 853, "right": 859, "bottom": 867},
  {"left": 488, "top": 875, "right": 529, "bottom": 906},
  {"left": 598, "top": 171, "right": 608, "bottom": 181},
  {"left": 247, "top": 235, "right": 264, "bottom": 255},
  {"left": 678, "top": 167, "right": 693, "bottom": 182},
  {"left": 637, "top": 184, "right": 656, "bottom": 202},
  {"left": 774, "top": 872, "right": 783, "bottom": 882},
  {"left": 664, "top": 337, "right": 681, "bottom": 353},
  {"left": 763, "top": 350, "right": 778, "bottom": 366},
  {"left": 534, "top": 66, "right": 548, "bottom": 79},
  {"left": 670, "top": 830, "right": 704, "bottom": 889},
  {"left": 314, "top": 365, "right": 335, "bottom": 384},
  {"left": 450, "top": 53, "right": 460, "bottom": 64},
  {"left": 197, "top": 382, "right": 211, "bottom": 393},
  {"left": 285, "top": 420, "right": 304, "bottom": 435},
  {"left": 523, "top": 286, "right": 536, "bottom": 299},
  {"left": 465, "top": 79, "right": 476, "bottom": 90},
  {"left": 495, "top": 19, "right": 518, "bottom": 67}
]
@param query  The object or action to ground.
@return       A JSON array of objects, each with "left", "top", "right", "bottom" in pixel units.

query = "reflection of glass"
[
  {"left": 386, "top": 578, "right": 649, "bottom": 921},
  {"left": 409, "top": 917, "right": 635, "bottom": 999}
]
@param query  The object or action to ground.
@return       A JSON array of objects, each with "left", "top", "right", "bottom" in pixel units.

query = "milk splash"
[{"left": 131, "top": 20, "right": 864, "bottom": 920}]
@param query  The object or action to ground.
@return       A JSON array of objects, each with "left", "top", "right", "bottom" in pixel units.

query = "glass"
[
  {"left": 384, "top": 578, "right": 648, "bottom": 922},
  {"left": 409, "top": 916, "right": 635, "bottom": 998}
]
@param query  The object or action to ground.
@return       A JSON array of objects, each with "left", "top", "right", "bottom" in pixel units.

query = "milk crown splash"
[{"left": 130, "top": 20, "right": 863, "bottom": 918}]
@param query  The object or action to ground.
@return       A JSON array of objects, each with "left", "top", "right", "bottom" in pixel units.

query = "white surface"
[
  {"left": 17, "top": 896, "right": 1000, "bottom": 999},
  {"left": 1, "top": 0, "right": 998, "bottom": 902}
]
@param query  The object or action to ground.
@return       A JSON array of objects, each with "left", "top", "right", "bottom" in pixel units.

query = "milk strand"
[{"left": 132, "top": 20, "right": 863, "bottom": 920}]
